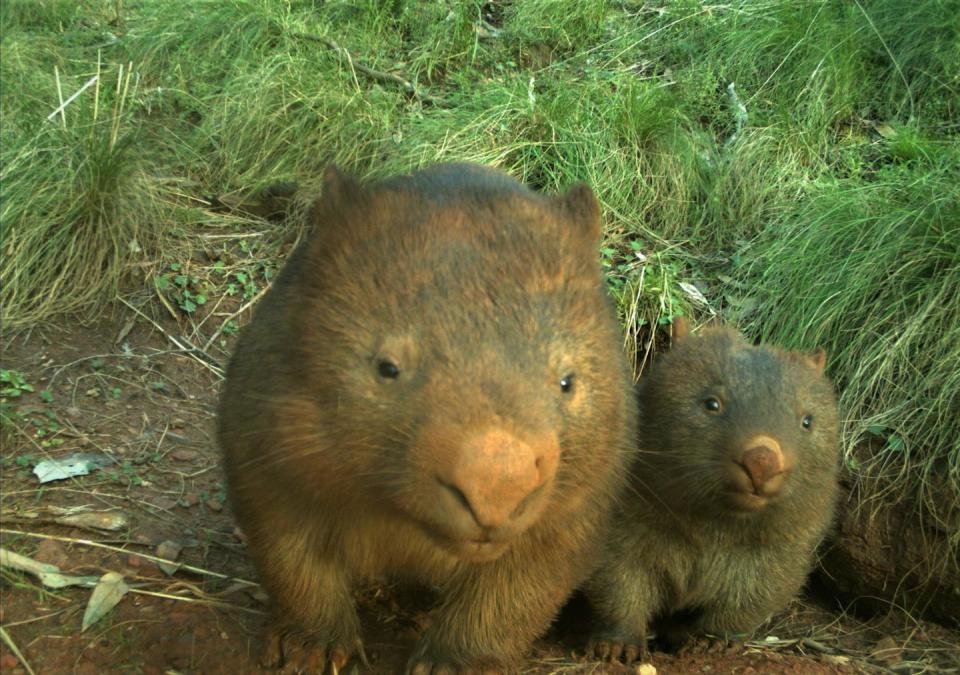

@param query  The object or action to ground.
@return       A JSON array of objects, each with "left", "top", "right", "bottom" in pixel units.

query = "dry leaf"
[
  {"left": 82, "top": 572, "right": 129, "bottom": 631},
  {"left": 0, "top": 547, "right": 99, "bottom": 589},
  {"left": 33, "top": 452, "right": 115, "bottom": 483}
]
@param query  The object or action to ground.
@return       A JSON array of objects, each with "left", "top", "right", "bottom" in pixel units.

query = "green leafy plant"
[
  {"left": 1, "top": 369, "right": 34, "bottom": 398},
  {"left": 154, "top": 263, "right": 209, "bottom": 314}
]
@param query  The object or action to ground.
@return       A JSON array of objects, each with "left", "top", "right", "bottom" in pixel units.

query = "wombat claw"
[
  {"left": 407, "top": 661, "right": 503, "bottom": 675},
  {"left": 589, "top": 636, "right": 648, "bottom": 665},
  {"left": 264, "top": 630, "right": 367, "bottom": 674}
]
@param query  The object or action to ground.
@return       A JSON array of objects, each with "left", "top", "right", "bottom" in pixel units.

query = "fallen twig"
[
  {"left": 0, "top": 529, "right": 257, "bottom": 587},
  {"left": 294, "top": 32, "right": 446, "bottom": 106},
  {"left": 2, "top": 505, "right": 128, "bottom": 533},
  {"left": 116, "top": 296, "right": 224, "bottom": 378},
  {"left": 129, "top": 588, "right": 264, "bottom": 614},
  {"left": 47, "top": 74, "right": 100, "bottom": 121},
  {"left": 202, "top": 283, "right": 270, "bottom": 352},
  {"left": 0, "top": 626, "right": 36, "bottom": 675}
]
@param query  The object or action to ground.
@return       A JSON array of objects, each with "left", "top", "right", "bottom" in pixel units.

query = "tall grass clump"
[
  {"left": 0, "top": 0, "right": 83, "bottom": 31},
  {"left": 853, "top": 0, "right": 960, "bottom": 125},
  {"left": 502, "top": 0, "right": 611, "bottom": 55},
  {"left": 739, "top": 148, "right": 960, "bottom": 569},
  {"left": 195, "top": 51, "right": 407, "bottom": 192},
  {"left": 1, "top": 60, "right": 168, "bottom": 329}
]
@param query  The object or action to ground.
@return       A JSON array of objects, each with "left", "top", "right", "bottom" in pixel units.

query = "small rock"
[
  {"left": 65, "top": 406, "right": 83, "bottom": 419},
  {"left": 155, "top": 540, "right": 183, "bottom": 576},
  {"left": 206, "top": 498, "right": 223, "bottom": 512},
  {"left": 870, "top": 636, "right": 902, "bottom": 664},
  {"left": 33, "top": 539, "right": 69, "bottom": 567},
  {"left": 635, "top": 664, "right": 657, "bottom": 675},
  {"left": 821, "top": 654, "right": 851, "bottom": 666},
  {"left": 149, "top": 496, "right": 179, "bottom": 511},
  {"left": 171, "top": 449, "right": 198, "bottom": 462},
  {"left": 233, "top": 526, "right": 247, "bottom": 544}
]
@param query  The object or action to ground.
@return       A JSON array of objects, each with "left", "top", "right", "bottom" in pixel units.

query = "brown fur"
[
  {"left": 217, "top": 163, "right": 636, "bottom": 672},
  {"left": 586, "top": 318, "right": 840, "bottom": 664}
]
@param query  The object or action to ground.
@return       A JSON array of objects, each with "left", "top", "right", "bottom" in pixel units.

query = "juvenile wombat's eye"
[
  {"left": 801, "top": 414, "right": 813, "bottom": 430},
  {"left": 377, "top": 359, "right": 400, "bottom": 379},
  {"left": 703, "top": 397, "right": 722, "bottom": 412},
  {"left": 560, "top": 374, "right": 575, "bottom": 394}
]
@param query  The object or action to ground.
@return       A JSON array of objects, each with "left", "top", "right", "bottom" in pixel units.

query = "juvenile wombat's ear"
[
  {"left": 671, "top": 316, "right": 690, "bottom": 342},
  {"left": 806, "top": 348, "right": 828, "bottom": 373},
  {"left": 320, "top": 164, "right": 362, "bottom": 204},
  {"left": 558, "top": 182, "right": 602, "bottom": 244}
]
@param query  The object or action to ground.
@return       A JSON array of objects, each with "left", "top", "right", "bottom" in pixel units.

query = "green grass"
[
  {"left": 741, "top": 142, "right": 959, "bottom": 518},
  {"left": 1, "top": 0, "right": 958, "bottom": 577},
  {"left": 1, "top": 54, "right": 169, "bottom": 327}
]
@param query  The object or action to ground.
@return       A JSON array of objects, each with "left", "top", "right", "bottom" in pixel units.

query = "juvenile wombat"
[
  {"left": 586, "top": 318, "right": 840, "bottom": 663},
  {"left": 218, "top": 163, "right": 636, "bottom": 672}
]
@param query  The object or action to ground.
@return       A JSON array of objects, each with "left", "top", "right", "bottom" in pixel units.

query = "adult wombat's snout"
[{"left": 433, "top": 427, "right": 560, "bottom": 555}]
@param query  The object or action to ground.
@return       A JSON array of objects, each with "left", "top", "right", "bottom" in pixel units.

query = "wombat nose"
[
  {"left": 445, "top": 429, "right": 559, "bottom": 530},
  {"left": 739, "top": 437, "right": 786, "bottom": 496}
]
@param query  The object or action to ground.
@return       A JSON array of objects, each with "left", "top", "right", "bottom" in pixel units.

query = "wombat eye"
[
  {"left": 377, "top": 359, "right": 400, "bottom": 379},
  {"left": 801, "top": 414, "right": 813, "bottom": 430},
  {"left": 703, "top": 397, "right": 722, "bottom": 412},
  {"left": 560, "top": 374, "right": 575, "bottom": 394}
]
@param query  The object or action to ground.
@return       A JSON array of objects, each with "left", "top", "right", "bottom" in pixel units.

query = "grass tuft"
[
  {"left": 739, "top": 152, "right": 960, "bottom": 569},
  {"left": 1, "top": 57, "right": 168, "bottom": 328}
]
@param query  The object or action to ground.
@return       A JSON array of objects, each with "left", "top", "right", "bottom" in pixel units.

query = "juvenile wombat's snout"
[
  {"left": 439, "top": 429, "right": 560, "bottom": 533},
  {"left": 734, "top": 435, "right": 787, "bottom": 500}
]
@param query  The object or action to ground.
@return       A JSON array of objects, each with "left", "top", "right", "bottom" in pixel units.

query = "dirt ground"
[{"left": 2, "top": 307, "right": 958, "bottom": 674}]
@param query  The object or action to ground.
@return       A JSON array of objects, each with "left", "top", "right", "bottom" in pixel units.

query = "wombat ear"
[
  {"left": 559, "top": 182, "right": 602, "bottom": 244},
  {"left": 307, "top": 164, "right": 364, "bottom": 237},
  {"left": 806, "top": 348, "right": 828, "bottom": 373},
  {"left": 671, "top": 316, "right": 690, "bottom": 342},
  {"left": 321, "top": 164, "right": 361, "bottom": 203}
]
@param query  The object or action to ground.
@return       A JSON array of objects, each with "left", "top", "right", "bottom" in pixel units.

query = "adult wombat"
[
  {"left": 218, "top": 163, "right": 636, "bottom": 672},
  {"left": 587, "top": 318, "right": 840, "bottom": 664}
]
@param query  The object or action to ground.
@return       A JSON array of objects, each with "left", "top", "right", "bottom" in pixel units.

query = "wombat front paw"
[
  {"left": 263, "top": 626, "right": 366, "bottom": 673},
  {"left": 675, "top": 635, "right": 737, "bottom": 656},
  {"left": 406, "top": 660, "right": 503, "bottom": 675},
  {"left": 588, "top": 633, "right": 649, "bottom": 665},
  {"left": 406, "top": 645, "right": 505, "bottom": 675}
]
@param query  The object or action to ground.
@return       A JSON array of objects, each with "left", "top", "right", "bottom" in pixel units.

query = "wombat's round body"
[
  {"left": 218, "top": 163, "right": 636, "bottom": 672},
  {"left": 586, "top": 319, "right": 840, "bottom": 664}
]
